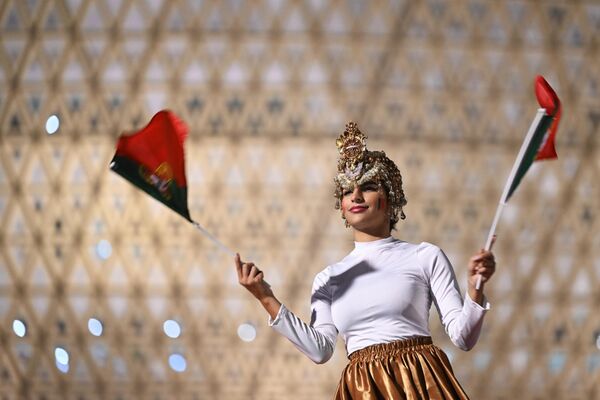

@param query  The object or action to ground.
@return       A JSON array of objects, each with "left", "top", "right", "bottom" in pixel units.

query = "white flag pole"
[
  {"left": 475, "top": 108, "right": 548, "bottom": 290},
  {"left": 192, "top": 221, "right": 236, "bottom": 257}
]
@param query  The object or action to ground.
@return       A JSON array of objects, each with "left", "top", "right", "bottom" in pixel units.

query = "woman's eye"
[
  {"left": 362, "top": 185, "right": 378, "bottom": 191},
  {"left": 343, "top": 190, "right": 352, "bottom": 196}
]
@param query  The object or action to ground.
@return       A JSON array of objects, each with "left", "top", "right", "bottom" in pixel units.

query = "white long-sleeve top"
[{"left": 269, "top": 236, "right": 490, "bottom": 364}]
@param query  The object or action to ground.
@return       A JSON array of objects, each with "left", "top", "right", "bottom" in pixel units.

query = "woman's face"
[{"left": 341, "top": 181, "right": 390, "bottom": 232}]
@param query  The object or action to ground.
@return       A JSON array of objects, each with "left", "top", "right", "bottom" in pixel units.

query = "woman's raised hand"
[
  {"left": 467, "top": 237, "right": 496, "bottom": 305},
  {"left": 235, "top": 254, "right": 282, "bottom": 319},
  {"left": 235, "top": 253, "right": 274, "bottom": 302},
  {"left": 468, "top": 249, "right": 496, "bottom": 288}
]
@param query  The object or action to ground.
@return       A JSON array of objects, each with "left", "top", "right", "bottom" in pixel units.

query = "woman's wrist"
[
  {"left": 468, "top": 286, "right": 484, "bottom": 306},
  {"left": 259, "top": 295, "right": 282, "bottom": 319}
]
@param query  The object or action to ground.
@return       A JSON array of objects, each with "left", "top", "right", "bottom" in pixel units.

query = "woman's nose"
[{"left": 351, "top": 187, "right": 364, "bottom": 202}]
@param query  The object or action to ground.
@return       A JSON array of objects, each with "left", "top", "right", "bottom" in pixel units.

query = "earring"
[{"left": 342, "top": 213, "right": 350, "bottom": 228}]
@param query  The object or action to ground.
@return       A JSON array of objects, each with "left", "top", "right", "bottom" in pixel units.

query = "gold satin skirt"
[{"left": 334, "top": 337, "right": 470, "bottom": 400}]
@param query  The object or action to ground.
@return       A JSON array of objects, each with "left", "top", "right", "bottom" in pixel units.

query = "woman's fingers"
[
  {"left": 472, "top": 251, "right": 494, "bottom": 262},
  {"left": 472, "top": 253, "right": 495, "bottom": 265},
  {"left": 235, "top": 255, "right": 253, "bottom": 277},
  {"left": 234, "top": 255, "right": 265, "bottom": 285},
  {"left": 471, "top": 252, "right": 485, "bottom": 263},
  {"left": 248, "top": 265, "right": 262, "bottom": 279},
  {"left": 235, "top": 254, "right": 243, "bottom": 280},
  {"left": 241, "top": 262, "right": 253, "bottom": 278},
  {"left": 470, "top": 249, "right": 496, "bottom": 281},
  {"left": 475, "top": 259, "right": 496, "bottom": 276}
]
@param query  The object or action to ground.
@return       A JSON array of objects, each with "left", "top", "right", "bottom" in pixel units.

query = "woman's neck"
[{"left": 353, "top": 226, "right": 391, "bottom": 242}]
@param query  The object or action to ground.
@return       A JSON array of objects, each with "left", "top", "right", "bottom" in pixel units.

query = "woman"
[{"left": 235, "top": 122, "right": 495, "bottom": 399}]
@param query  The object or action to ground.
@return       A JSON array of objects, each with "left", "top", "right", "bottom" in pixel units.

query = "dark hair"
[{"left": 381, "top": 184, "right": 398, "bottom": 232}]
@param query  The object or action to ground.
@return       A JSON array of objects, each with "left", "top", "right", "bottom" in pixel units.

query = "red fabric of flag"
[
  {"left": 110, "top": 110, "right": 192, "bottom": 221},
  {"left": 115, "top": 110, "right": 188, "bottom": 186},
  {"left": 534, "top": 75, "right": 561, "bottom": 161}
]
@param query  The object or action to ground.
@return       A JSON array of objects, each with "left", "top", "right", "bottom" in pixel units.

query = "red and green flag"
[
  {"left": 477, "top": 75, "right": 562, "bottom": 288},
  {"left": 109, "top": 110, "right": 235, "bottom": 256},
  {"left": 504, "top": 75, "right": 562, "bottom": 202},
  {"left": 109, "top": 110, "right": 191, "bottom": 221}
]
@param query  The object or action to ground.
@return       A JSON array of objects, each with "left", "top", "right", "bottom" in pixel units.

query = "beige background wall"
[{"left": 1, "top": 0, "right": 599, "bottom": 398}]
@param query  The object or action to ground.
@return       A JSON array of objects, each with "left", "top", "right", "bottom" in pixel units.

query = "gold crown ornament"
[{"left": 334, "top": 121, "right": 407, "bottom": 224}]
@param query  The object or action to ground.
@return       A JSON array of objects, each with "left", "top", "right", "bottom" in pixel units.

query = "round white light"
[
  {"left": 96, "top": 240, "right": 112, "bottom": 260},
  {"left": 56, "top": 359, "right": 69, "bottom": 373},
  {"left": 45, "top": 114, "right": 60, "bottom": 134},
  {"left": 12, "top": 319, "right": 26, "bottom": 337},
  {"left": 237, "top": 323, "right": 257, "bottom": 342},
  {"left": 55, "top": 347, "right": 69, "bottom": 365},
  {"left": 163, "top": 320, "right": 181, "bottom": 338},
  {"left": 88, "top": 318, "right": 103, "bottom": 336},
  {"left": 168, "top": 353, "right": 187, "bottom": 372}
]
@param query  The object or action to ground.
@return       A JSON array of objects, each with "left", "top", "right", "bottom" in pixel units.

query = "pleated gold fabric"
[{"left": 334, "top": 337, "right": 469, "bottom": 400}]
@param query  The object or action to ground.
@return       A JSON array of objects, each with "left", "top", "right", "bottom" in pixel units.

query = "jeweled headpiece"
[{"left": 334, "top": 122, "right": 407, "bottom": 224}]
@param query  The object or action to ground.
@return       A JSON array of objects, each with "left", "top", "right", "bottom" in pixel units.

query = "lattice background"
[{"left": 1, "top": 0, "right": 599, "bottom": 399}]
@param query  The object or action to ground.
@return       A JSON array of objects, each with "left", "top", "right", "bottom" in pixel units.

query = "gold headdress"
[{"left": 334, "top": 122, "right": 407, "bottom": 225}]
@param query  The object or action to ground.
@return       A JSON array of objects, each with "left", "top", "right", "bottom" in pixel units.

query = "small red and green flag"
[
  {"left": 110, "top": 110, "right": 192, "bottom": 221},
  {"left": 477, "top": 75, "right": 562, "bottom": 289},
  {"left": 504, "top": 75, "right": 562, "bottom": 202},
  {"left": 109, "top": 110, "right": 235, "bottom": 255}
]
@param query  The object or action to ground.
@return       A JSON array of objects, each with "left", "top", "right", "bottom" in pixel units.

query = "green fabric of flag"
[
  {"left": 506, "top": 114, "right": 554, "bottom": 201},
  {"left": 109, "top": 110, "right": 192, "bottom": 221}
]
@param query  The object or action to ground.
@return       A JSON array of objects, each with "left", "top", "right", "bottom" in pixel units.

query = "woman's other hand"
[
  {"left": 468, "top": 249, "right": 496, "bottom": 288},
  {"left": 235, "top": 254, "right": 281, "bottom": 319},
  {"left": 467, "top": 238, "right": 496, "bottom": 305}
]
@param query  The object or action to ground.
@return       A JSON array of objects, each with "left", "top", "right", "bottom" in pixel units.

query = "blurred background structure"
[{"left": 1, "top": 0, "right": 599, "bottom": 399}]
